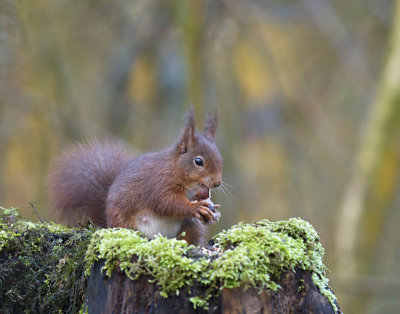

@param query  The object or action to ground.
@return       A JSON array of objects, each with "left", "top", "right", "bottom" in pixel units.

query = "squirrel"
[{"left": 47, "top": 108, "right": 223, "bottom": 246}]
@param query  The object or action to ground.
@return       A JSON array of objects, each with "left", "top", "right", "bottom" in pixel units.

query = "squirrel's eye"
[{"left": 194, "top": 157, "right": 204, "bottom": 167}]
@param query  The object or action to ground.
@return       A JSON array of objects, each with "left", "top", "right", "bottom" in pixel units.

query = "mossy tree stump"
[
  {"left": 83, "top": 219, "right": 341, "bottom": 313},
  {"left": 85, "top": 261, "right": 338, "bottom": 313},
  {"left": 0, "top": 207, "right": 341, "bottom": 313}
]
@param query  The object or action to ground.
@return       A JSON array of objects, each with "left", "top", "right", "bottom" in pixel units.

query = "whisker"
[
  {"left": 221, "top": 177, "right": 234, "bottom": 187},
  {"left": 219, "top": 184, "right": 230, "bottom": 201},
  {"left": 221, "top": 179, "right": 234, "bottom": 189},
  {"left": 212, "top": 178, "right": 237, "bottom": 208},
  {"left": 222, "top": 184, "right": 234, "bottom": 198},
  {"left": 221, "top": 179, "right": 236, "bottom": 196},
  {"left": 222, "top": 186, "right": 236, "bottom": 207},
  {"left": 221, "top": 181, "right": 236, "bottom": 201}
]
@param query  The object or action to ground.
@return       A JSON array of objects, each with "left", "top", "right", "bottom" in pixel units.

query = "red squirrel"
[{"left": 47, "top": 109, "right": 222, "bottom": 245}]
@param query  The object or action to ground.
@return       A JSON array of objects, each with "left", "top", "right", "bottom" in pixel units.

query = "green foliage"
[{"left": 0, "top": 207, "right": 94, "bottom": 313}]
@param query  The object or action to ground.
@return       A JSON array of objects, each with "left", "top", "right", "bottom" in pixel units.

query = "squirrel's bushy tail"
[{"left": 47, "top": 140, "right": 130, "bottom": 227}]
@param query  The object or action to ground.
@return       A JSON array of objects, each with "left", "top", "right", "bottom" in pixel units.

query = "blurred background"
[{"left": 1, "top": 0, "right": 399, "bottom": 312}]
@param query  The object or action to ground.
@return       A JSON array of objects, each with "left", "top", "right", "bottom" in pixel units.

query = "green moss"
[
  {"left": 1, "top": 207, "right": 338, "bottom": 312},
  {"left": 0, "top": 207, "right": 95, "bottom": 313},
  {"left": 312, "top": 272, "right": 338, "bottom": 311},
  {"left": 214, "top": 218, "right": 337, "bottom": 312},
  {"left": 85, "top": 228, "right": 207, "bottom": 297},
  {"left": 85, "top": 217, "right": 338, "bottom": 311}
]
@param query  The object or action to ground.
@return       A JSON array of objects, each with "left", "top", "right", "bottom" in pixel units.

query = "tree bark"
[{"left": 85, "top": 260, "right": 341, "bottom": 314}]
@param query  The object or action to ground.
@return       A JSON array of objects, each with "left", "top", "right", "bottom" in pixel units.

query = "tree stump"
[
  {"left": 83, "top": 218, "right": 341, "bottom": 313},
  {"left": 0, "top": 207, "right": 341, "bottom": 313},
  {"left": 85, "top": 260, "right": 341, "bottom": 313}
]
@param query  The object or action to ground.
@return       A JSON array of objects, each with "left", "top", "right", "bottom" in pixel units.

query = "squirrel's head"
[{"left": 174, "top": 107, "right": 223, "bottom": 193}]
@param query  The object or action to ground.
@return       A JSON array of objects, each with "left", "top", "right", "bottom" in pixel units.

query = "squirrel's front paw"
[
  {"left": 202, "top": 199, "right": 221, "bottom": 224},
  {"left": 204, "top": 209, "right": 220, "bottom": 225},
  {"left": 194, "top": 200, "right": 215, "bottom": 224},
  {"left": 212, "top": 209, "right": 221, "bottom": 223}
]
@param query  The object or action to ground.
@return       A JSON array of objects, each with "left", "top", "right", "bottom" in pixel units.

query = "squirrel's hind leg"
[{"left": 178, "top": 218, "right": 207, "bottom": 246}]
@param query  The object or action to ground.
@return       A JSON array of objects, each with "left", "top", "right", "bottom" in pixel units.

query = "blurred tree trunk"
[
  {"left": 335, "top": 0, "right": 400, "bottom": 285},
  {"left": 171, "top": 0, "right": 205, "bottom": 117}
]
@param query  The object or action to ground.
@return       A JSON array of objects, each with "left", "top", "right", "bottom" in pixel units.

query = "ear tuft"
[
  {"left": 177, "top": 106, "right": 196, "bottom": 154},
  {"left": 203, "top": 109, "right": 218, "bottom": 141}
]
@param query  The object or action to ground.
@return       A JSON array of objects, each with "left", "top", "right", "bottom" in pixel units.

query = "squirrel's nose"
[{"left": 213, "top": 181, "right": 221, "bottom": 188}]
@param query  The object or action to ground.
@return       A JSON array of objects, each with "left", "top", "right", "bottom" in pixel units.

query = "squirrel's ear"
[
  {"left": 177, "top": 107, "right": 196, "bottom": 154},
  {"left": 203, "top": 109, "right": 218, "bottom": 141}
]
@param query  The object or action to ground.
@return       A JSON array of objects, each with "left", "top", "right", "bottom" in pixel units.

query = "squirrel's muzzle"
[{"left": 213, "top": 181, "right": 221, "bottom": 188}]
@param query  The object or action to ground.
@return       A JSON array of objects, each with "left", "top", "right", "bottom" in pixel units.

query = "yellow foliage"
[
  {"left": 2, "top": 112, "right": 58, "bottom": 219},
  {"left": 234, "top": 137, "right": 290, "bottom": 221},
  {"left": 3, "top": 121, "right": 36, "bottom": 208},
  {"left": 233, "top": 40, "right": 271, "bottom": 104},
  {"left": 127, "top": 56, "right": 155, "bottom": 104},
  {"left": 236, "top": 137, "right": 287, "bottom": 182}
]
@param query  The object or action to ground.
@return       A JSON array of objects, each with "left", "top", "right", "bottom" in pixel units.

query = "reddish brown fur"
[
  {"left": 177, "top": 218, "right": 207, "bottom": 245},
  {"left": 47, "top": 109, "right": 222, "bottom": 246},
  {"left": 47, "top": 140, "right": 130, "bottom": 227}
]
